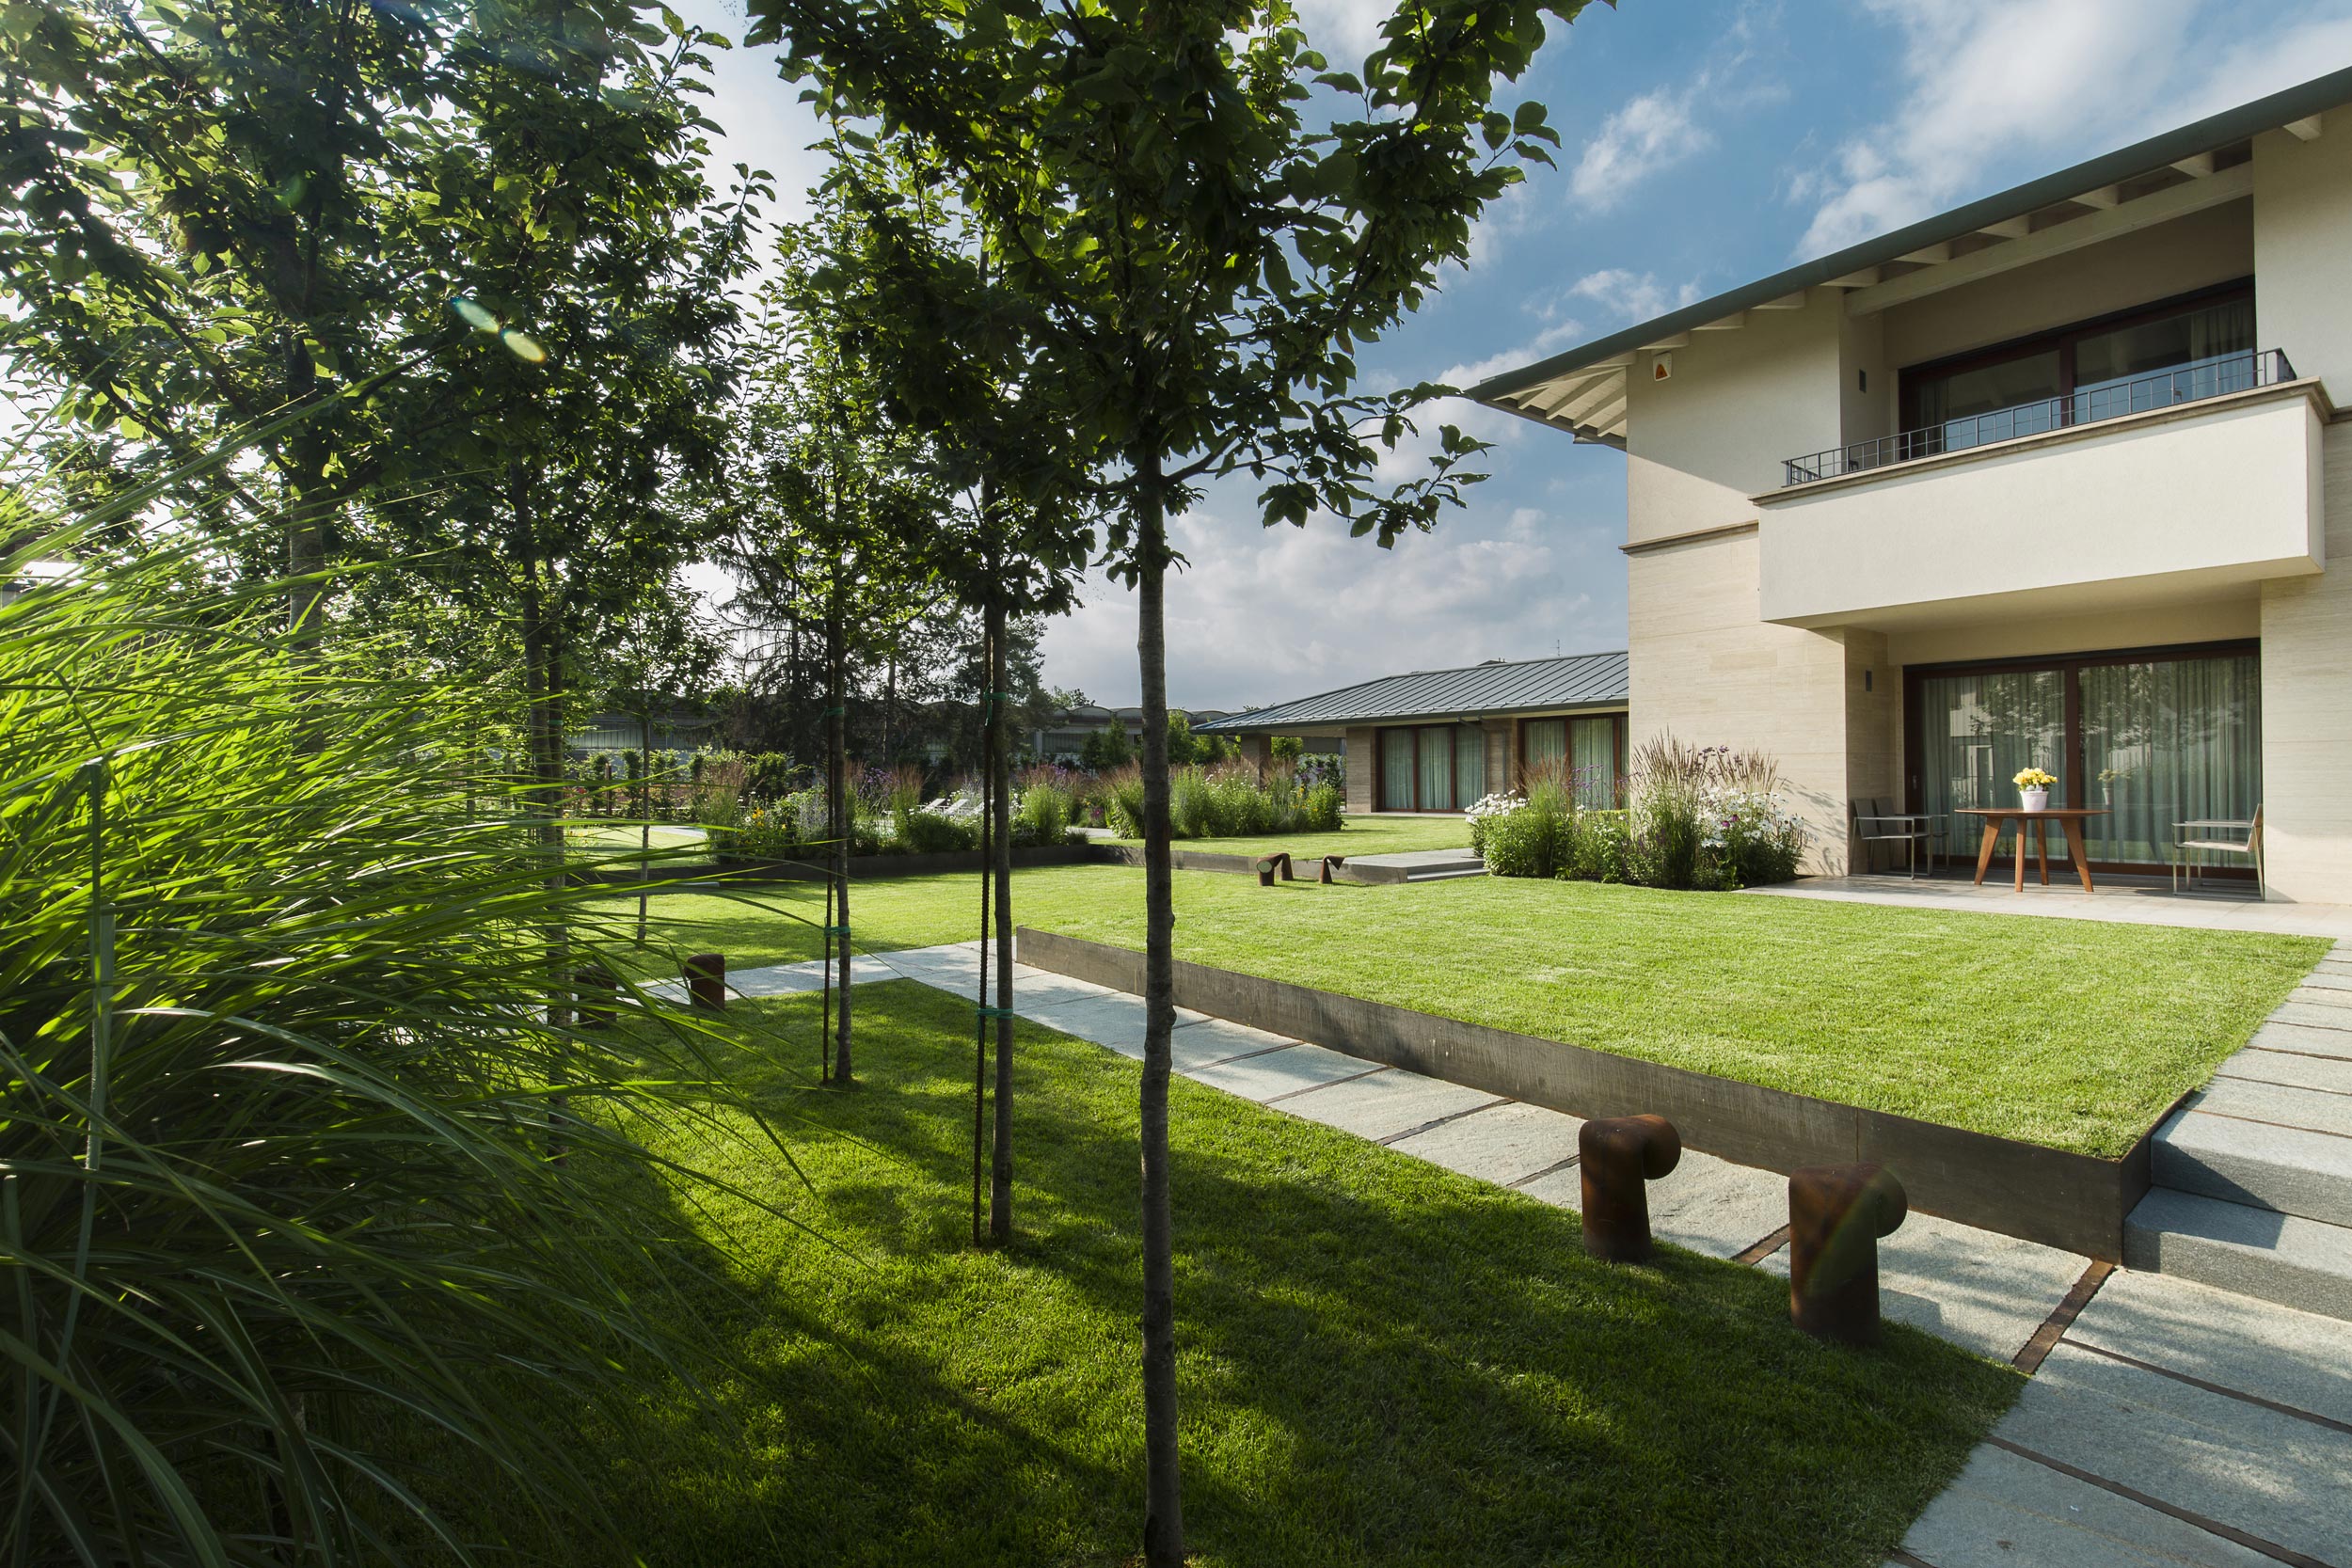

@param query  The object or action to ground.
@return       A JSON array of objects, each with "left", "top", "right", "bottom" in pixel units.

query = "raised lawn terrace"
[
  {"left": 471, "top": 982, "right": 2017, "bottom": 1566},
  {"left": 601, "top": 863, "right": 2321, "bottom": 1157}
]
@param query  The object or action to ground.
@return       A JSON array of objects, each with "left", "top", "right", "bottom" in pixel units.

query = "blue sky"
[{"left": 678, "top": 0, "right": 2352, "bottom": 709}]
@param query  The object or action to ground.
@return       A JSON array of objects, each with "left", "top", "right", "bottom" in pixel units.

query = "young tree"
[
  {"left": 1082, "top": 720, "right": 1136, "bottom": 771},
  {"left": 720, "top": 219, "right": 951, "bottom": 1084},
  {"left": 592, "top": 577, "right": 727, "bottom": 942},
  {"left": 753, "top": 1, "right": 1587, "bottom": 1556}
]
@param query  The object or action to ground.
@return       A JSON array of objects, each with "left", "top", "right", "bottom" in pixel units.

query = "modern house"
[
  {"left": 1199, "top": 652, "right": 1629, "bottom": 815},
  {"left": 1448, "top": 68, "right": 2352, "bottom": 901}
]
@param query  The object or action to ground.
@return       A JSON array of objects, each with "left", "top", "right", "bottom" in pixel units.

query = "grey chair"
[
  {"left": 1851, "top": 798, "right": 1935, "bottom": 879},
  {"left": 2171, "top": 805, "right": 2264, "bottom": 898}
]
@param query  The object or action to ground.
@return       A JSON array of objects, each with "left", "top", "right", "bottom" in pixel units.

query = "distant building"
[{"left": 1029, "top": 703, "right": 1237, "bottom": 762}]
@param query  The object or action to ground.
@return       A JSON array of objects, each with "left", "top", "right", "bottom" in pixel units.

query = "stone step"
[
  {"left": 2153, "top": 1075, "right": 2352, "bottom": 1227},
  {"left": 2124, "top": 1186, "right": 2352, "bottom": 1322}
]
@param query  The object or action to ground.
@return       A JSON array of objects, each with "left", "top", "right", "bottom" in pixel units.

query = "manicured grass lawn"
[
  {"left": 1104, "top": 814, "right": 1470, "bottom": 856},
  {"left": 512, "top": 981, "right": 2016, "bottom": 1566},
  {"left": 570, "top": 822, "right": 714, "bottom": 862},
  {"left": 599, "top": 864, "right": 2320, "bottom": 1155}
]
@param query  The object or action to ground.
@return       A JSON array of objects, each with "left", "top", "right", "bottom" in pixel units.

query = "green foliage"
[
  {"left": 1165, "top": 710, "right": 1202, "bottom": 767},
  {"left": 1269, "top": 735, "right": 1304, "bottom": 765},
  {"left": 1016, "top": 770, "right": 1077, "bottom": 844},
  {"left": 0, "top": 541, "right": 762, "bottom": 1565},
  {"left": 1480, "top": 744, "right": 1807, "bottom": 892},
  {"left": 1080, "top": 721, "right": 1134, "bottom": 770},
  {"left": 1121, "top": 763, "right": 1345, "bottom": 842}
]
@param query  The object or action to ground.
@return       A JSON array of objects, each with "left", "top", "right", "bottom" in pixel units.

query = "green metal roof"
[{"left": 1197, "top": 651, "right": 1628, "bottom": 733}]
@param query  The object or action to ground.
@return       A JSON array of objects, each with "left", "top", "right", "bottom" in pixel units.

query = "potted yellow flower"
[{"left": 2014, "top": 767, "right": 2057, "bottom": 813}]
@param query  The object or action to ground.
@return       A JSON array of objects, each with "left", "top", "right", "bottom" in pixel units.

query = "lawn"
[
  {"left": 471, "top": 981, "right": 2016, "bottom": 1566},
  {"left": 570, "top": 822, "right": 714, "bottom": 862},
  {"left": 1104, "top": 814, "right": 1470, "bottom": 856},
  {"left": 597, "top": 864, "right": 2320, "bottom": 1155}
]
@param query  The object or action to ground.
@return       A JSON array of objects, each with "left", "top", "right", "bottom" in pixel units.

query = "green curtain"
[
  {"left": 1520, "top": 719, "right": 1566, "bottom": 787},
  {"left": 1916, "top": 669, "right": 2065, "bottom": 856},
  {"left": 2081, "top": 655, "right": 2261, "bottom": 863},
  {"left": 1569, "top": 717, "right": 1617, "bottom": 810},
  {"left": 1416, "top": 725, "right": 1454, "bottom": 813},
  {"left": 1380, "top": 729, "right": 1415, "bottom": 812},
  {"left": 1454, "top": 726, "right": 1486, "bottom": 807}
]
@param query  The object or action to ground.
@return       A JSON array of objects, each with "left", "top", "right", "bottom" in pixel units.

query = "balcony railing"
[{"left": 1782, "top": 348, "right": 2296, "bottom": 487}]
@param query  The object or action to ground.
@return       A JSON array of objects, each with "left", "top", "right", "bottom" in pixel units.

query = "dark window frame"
[
  {"left": 1900, "top": 638, "right": 2261, "bottom": 878},
  {"left": 1512, "top": 711, "right": 1629, "bottom": 803},
  {"left": 1374, "top": 721, "right": 1490, "bottom": 813},
  {"left": 1898, "top": 277, "right": 2255, "bottom": 433}
]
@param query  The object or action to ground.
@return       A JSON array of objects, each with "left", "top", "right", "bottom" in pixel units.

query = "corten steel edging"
[
  {"left": 1096, "top": 845, "right": 1415, "bottom": 884},
  {"left": 589, "top": 843, "right": 1112, "bottom": 888},
  {"left": 1014, "top": 927, "right": 2152, "bottom": 1259}
]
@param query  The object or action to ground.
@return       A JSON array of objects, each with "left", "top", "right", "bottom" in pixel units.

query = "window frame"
[{"left": 1897, "top": 277, "right": 2255, "bottom": 434}]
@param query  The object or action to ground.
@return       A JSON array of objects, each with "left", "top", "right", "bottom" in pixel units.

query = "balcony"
[
  {"left": 1755, "top": 359, "right": 2327, "bottom": 631},
  {"left": 1782, "top": 350, "right": 2296, "bottom": 486}
]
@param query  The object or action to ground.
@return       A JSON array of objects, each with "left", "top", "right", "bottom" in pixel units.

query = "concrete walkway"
[
  {"left": 671, "top": 943, "right": 2351, "bottom": 1567},
  {"left": 1748, "top": 874, "right": 2352, "bottom": 940}
]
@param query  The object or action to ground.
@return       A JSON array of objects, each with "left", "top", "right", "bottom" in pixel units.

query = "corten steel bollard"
[
  {"left": 684, "top": 952, "right": 726, "bottom": 1012},
  {"left": 1255, "top": 852, "right": 1293, "bottom": 887},
  {"left": 1578, "top": 1114, "right": 1681, "bottom": 1261},
  {"left": 1318, "top": 855, "right": 1343, "bottom": 884},
  {"left": 575, "top": 967, "right": 617, "bottom": 1030},
  {"left": 1788, "top": 1164, "right": 1908, "bottom": 1346}
]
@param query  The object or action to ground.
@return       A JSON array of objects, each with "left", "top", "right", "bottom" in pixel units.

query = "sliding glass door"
[
  {"left": 1908, "top": 645, "right": 2260, "bottom": 873},
  {"left": 1375, "top": 723, "right": 1486, "bottom": 812},
  {"left": 1519, "top": 714, "right": 1626, "bottom": 807}
]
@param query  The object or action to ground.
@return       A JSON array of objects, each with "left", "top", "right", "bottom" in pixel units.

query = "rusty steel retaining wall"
[{"left": 1015, "top": 927, "right": 2159, "bottom": 1260}]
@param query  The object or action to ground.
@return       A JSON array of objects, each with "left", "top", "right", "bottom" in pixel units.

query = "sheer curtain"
[
  {"left": 2081, "top": 655, "right": 2261, "bottom": 863},
  {"left": 1520, "top": 719, "right": 1567, "bottom": 787},
  {"left": 1570, "top": 717, "right": 1618, "bottom": 809},
  {"left": 1380, "top": 729, "right": 1415, "bottom": 812},
  {"left": 1454, "top": 726, "right": 1486, "bottom": 807},
  {"left": 1915, "top": 670, "right": 2066, "bottom": 855},
  {"left": 1416, "top": 725, "right": 1454, "bottom": 813}
]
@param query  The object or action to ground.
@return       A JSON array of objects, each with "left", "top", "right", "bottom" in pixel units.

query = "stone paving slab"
[
  {"left": 1186, "top": 1043, "right": 1383, "bottom": 1103},
  {"left": 1890, "top": 1441, "right": 2280, "bottom": 1568},
  {"left": 1390, "top": 1101, "right": 1583, "bottom": 1186},
  {"left": 1759, "top": 1212, "right": 2088, "bottom": 1362},
  {"left": 1994, "top": 1340, "right": 2352, "bottom": 1567},
  {"left": 1168, "top": 1016, "right": 1299, "bottom": 1073},
  {"left": 1014, "top": 993, "right": 1206, "bottom": 1057},
  {"left": 1278, "top": 1069, "right": 1498, "bottom": 1143},
  {"left": 2189, "top": 1075, "right": 2352, "bottom": 1138},
  {"left": 2154, "top": 1107, "right": 2352, "bottom": 1226},
  {"left": 2299, "top": 968, "right": 2352, "bottom": 991},
  {"left": 2287, "top": 985, "right": 2352, "bottom": 1011},
  {"left": 2217, "top": 1046, "right": 2352, "bottom": 1095},
  {"left": 2065, "top": 1267, "right": 2352, "bottom": 1430},
  {"left": 2250, "top": 1020, "right": 2352, "bottom": 1058},
  {"left": 2266, "top": 1001, "right": 2352, "bottom": 1032},
  {"left": 1522, "top": 1147, "right": 1786, "bottom": 1261}
]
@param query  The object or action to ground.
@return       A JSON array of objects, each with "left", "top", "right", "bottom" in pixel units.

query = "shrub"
[
  {"left": 1015, "top": 766, "right": 1077, "bottom": 845},
  {"left": 1301, "top": 781, "right": 1343, "bottom": 832},
  {"left": 898, "top": 807, "right": 979, "bottom": 854},
  {"left": 1097, "top": 761, "right": 1342, "bottom": 840},
  {"left": 1465, "top": 790, "right": 1524, "bottom": 856},
  {"left": 0, "top": 540, "right": 755, "bottom": 1565},
  {"left": 1101, "top": 766, "right": 1147, "bottom": 837},
  {"left": 1481, "top": 782, "right": 1578, "bottom": 879}
]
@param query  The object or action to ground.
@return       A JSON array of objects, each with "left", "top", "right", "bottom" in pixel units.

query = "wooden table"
[{"left": 1955, "top": 807, "right": 2111, "bottom": 892}]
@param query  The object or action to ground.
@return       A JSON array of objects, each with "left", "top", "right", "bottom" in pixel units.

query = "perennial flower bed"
[{"left": 1475, "top": 738, "right": 1806, "bottom": 890}]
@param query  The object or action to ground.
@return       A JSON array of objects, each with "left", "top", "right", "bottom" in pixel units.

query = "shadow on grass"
[{"left": 466, "top": 980, "right": 2016, "bottom": 1568}]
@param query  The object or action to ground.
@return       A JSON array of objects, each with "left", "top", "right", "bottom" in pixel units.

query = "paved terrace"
[
  {"left": 656, "top": 941, "right": 2352, "bottom": 1567},
  {"left": 1749, "top": 873, "right": 2352, "bottom": 941}
]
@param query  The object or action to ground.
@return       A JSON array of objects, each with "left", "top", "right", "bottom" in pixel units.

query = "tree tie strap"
[
  {"left": 974, "top": 1006, "right": 1018, "bottom": 1020},
  {"left": 821, "top": 924, "right": 850, "bottom": 936},
  {"left": 820, "top": 705, "right": 847, "bottom": 717}
]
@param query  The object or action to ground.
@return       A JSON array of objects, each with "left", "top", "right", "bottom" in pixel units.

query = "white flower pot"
[{"left": 2019, "top": 788, "right": 2050, "bottom": 813}]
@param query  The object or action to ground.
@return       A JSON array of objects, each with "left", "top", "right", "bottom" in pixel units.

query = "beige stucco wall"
[
  {"left": 1626, "top": 299, "right": 1844, "bottom": 543},
  {"left": 2258, "top": 417, "right": 2352, "bottom": 903},
  {"left": 2256, "top": 125, "right": 2352, "bottom": 402},
  {"left": 1627, "top": 530, "right": 1857, "bottom": 871}
]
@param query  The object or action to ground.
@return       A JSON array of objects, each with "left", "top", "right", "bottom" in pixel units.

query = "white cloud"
[
  {"left": 1790, "top": 0, "right": 2352, "bottom": 258},
  {"left": 1293, "top": 0, "right": 1393, "bottom": 69},
  {"left": 1572, "top": 85, "right": 1712, "bottom": 209},
  {"left": 1563, "top": 268, "right": 1706, "bottom": 325},
  {"left": 1036, "top": 500, "right": 1621, "bottom": 708}
]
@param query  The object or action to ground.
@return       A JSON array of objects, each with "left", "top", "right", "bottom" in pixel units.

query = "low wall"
[
  {"left": 1093, "top": 845, "right": 1415, "bottom": 885},
  {"left": 586, "top": 843, "right": 1108, "bottom": 887},
  {"left": 1015, "top": 927, "right": 2159, "bottom": 1260}
]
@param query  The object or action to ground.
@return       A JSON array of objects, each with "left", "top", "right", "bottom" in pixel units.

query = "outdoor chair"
[
  {"left": 2170, "top": 804, "right": 2264, "bottom": 898},
  {"left": 1850, "top": 798, "right": 1936, "bottom": 879}
]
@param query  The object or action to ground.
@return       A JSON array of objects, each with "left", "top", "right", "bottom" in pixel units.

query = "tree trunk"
[
  {"left": 637, "top": 706, "right": 654, "bottom": 946},
  {"left": 514, "top": 476, "right": 571, "bottom": 1063},
  {"left": 988, "top": 592, "right": 1015, "bottom": 1243},
  {"left": 829, "top": 600, "right": 854, "bottom": 1084},
  {"left": 1134, "top": 453, "right": 1183, "bottom": 1566}
]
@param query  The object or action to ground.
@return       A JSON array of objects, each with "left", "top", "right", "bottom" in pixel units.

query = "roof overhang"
[{"left": 1470, "top": 67, "right": 2352, "bottom": 445}]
